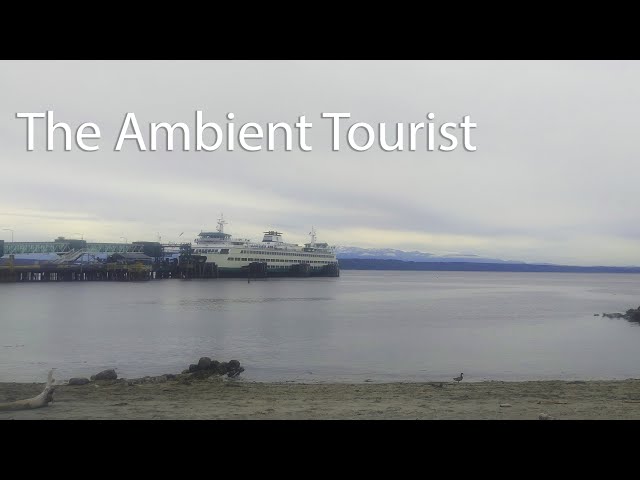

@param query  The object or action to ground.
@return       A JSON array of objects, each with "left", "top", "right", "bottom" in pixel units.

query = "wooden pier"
[
  {"left": 0, "top": 255, "right": 218, "bottom": 283},
  {"left": 0, "top": 258, "right": 153, "bottom": 283}
]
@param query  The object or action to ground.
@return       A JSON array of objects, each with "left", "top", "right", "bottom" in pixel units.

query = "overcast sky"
[{"left": 0, "top": 60, "right": 638, "bottom": 266}]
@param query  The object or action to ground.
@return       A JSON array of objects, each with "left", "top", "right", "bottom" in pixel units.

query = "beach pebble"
[
  {"left": 499, "top": 403, "right": 512, "bottom": 408},
  {"left": 538, "top": 413, "right": 554, "bottom": 420},
  {"left": 90, "top": 369, "right": 117, "bottom": 381},
  {"left": 68, "top": 377, "right": 90, "bottom": 386},
  {"left": 188, "top": 364, "right": 199, "bottom": 373}
]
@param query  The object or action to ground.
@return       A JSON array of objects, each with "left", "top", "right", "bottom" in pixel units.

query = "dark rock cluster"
[
  {"left": 183, "top": 357, "right": 245, "bottom": 378},
  {"left": 69, "top": 359, "right": 244, "bottom": 387},
  {"left": 90, "top": 369, "right": 118, "bottom": 381},
  {"left": 602, "top": 306, "right": 640, "bottom": 324}
]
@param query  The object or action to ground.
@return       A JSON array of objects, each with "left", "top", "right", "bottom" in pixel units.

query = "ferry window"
[
  {"left": 241, "top": 258, "right": 247, "bottom": 261},
  {"left": 228, "top": 257, "right": 233, "bottom": 261}
]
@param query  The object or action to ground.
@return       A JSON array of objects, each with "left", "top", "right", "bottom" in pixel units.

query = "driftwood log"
[{"left": 0, "top": 370, "right": 56, "bottom": 412}]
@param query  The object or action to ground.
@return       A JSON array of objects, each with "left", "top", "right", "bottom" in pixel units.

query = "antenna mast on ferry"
[
  {"left": 217, "top": 213, "right": 227, "bottom": 233},
  {"left": 309, "top": 226, "right": 317, "bottom": 246}
]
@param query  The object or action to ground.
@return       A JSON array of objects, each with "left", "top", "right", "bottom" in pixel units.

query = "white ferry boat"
[{"left": 191, "top": 215, "right": 339, "bottom": 277}]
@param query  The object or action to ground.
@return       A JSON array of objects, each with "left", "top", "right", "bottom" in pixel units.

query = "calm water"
[{"left": 1, "top": 271, "right": 640, "bottom": 383}]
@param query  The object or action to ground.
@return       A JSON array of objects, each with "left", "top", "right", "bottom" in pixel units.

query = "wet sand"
[{"left": 3, "top": 377, "right": 640, "bottom": 419}]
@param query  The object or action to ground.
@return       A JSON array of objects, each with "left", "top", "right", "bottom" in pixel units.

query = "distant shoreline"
[
  {"left": 3, "top": 378, "right": 640, "bottom": 419},
  {"left": 338, "top": 259, "right": 640, "bottom": 273}
]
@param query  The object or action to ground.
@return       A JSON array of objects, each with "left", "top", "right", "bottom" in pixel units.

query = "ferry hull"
[{"left": 217, "top": 264, "right": 340, "bottom": 278}]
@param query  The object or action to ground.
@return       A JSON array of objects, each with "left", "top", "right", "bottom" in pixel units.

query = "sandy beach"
[{"left": 3, "top": 376, "right": 640, "bottom": 419}]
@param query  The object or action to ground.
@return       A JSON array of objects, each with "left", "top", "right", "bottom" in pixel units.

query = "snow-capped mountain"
[{"left": 335, "top": 246, "right": 523, "bottom": 264}]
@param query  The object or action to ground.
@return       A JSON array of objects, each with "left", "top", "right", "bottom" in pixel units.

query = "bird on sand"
[{"left": 453, "top": 373, "right": 464, "bottom": 383}]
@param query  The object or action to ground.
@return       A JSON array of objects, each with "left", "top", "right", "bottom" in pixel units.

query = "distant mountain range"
[
  {"left": 335, "top": 247, "right": 640, "bottom": 273},
  {"left": 335, "top": 246, "right": 524, "bottom": 264},
  {"left": 337, "top": 259, "right": 640, "bottom": 273}
]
